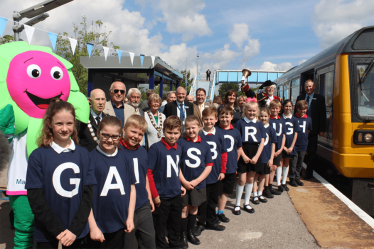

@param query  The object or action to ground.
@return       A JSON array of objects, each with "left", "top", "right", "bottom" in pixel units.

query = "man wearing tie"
[
  {"left": 295, "top": 79, "right": 326, "bottom": 179},
  {"left": 77, "top": 88, "right": 108, "bottom": 151},
  {"left": 163, "top": 86, "right": 194, "bottom": 126}
]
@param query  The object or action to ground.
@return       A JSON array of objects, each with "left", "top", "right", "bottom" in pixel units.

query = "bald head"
[
  {"left": 186, "top": 95, "right": 194, "bottom": 103},
  {"left": 90, "top": 89, "right": 106, "bottom": 114},
  {"left": 176, "top": 86, "right": 186, "bottom": 103}
]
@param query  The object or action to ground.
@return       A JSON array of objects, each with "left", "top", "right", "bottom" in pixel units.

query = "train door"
[{"left": 300, "top": 70, "right": 314, "bottom": 95}]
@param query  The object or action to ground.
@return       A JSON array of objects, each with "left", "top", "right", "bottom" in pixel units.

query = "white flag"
[
  {"left": 151, "top": 56, "right": 155, "bottom": 67},
  {"left": 103, "top": 46, "right": 109, "bottom": 61},
  {"left": 69, "top": 38, "right": 77, "bottom": 55},
  {"left": 23, "top": 24, "right": 35, "bottom": 44},
  {"left": 129, "top": 52, "right": 134, "bottom": 65}
]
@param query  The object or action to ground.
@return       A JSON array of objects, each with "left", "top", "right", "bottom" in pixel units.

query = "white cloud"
[
  {"left": 229, "top": 23, "right": 249, "bottom": 48},
  {"left": 298, "top": 59, "right": 307, "bottom": 65},
  {"left": 312, "top": 0, "right": 374, "bottom": 49},
  {"left": 259, "top": 61, "right": 293, "bottom": 72},
  {"left": 228, "top": 23, "right": 260, "bottom": 63}
]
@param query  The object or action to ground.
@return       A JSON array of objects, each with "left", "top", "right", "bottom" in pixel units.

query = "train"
[{"left": 275, "top": 25, "right": 374, "bottom": 215}]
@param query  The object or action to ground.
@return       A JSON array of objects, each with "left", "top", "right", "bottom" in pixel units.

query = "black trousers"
[
  {"left": 289, "top": 151, "right": 306, "bottom": 180},
  {"left": 306, "top": 133, "right": 318, "bottom": 174},
  {"left": 153, "top": 195, "right": 182, "bottom": 249},
  {"left": 197, "top": 181, "right": 221, "bottom": 226},
  {"left": 37, "top": 238, "right": 85, "bottom": 249},
  {"left": 86, "top": 228, "right": 125, "bottom": 249}
]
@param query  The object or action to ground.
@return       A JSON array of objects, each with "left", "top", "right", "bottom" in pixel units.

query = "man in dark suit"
[
  {"left": 77, "top": 89, "right": 108, "bottom": 152},
  {"left": 163, "top": 86, "right": 194, "bottom": 123},
  {"left": 295, "top": 79, "right": 326, "bottom": 179}
]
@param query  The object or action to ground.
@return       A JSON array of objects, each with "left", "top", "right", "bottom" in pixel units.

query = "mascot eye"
[
  {"left": 51, "top": 67, "right": 63, "bottom": 80},
  {"left": 27, "top": 64, "right": 41, "bottom": 79}
]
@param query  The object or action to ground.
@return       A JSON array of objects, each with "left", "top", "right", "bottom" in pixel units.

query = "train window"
[
  {"left": 291, "top": 78, "right": 300, "bottom": 104},
  {"left": 319, "top": 72, "right": 334, "bottom": 106},
  {"left": 357, "top": 64, "right": 374, "bottom": 119}
]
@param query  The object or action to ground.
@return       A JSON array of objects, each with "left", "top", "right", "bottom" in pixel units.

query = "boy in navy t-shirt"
[
  {"left": 121, "top": 115, "right": 156, "bottom": 249},
  {"left": 195, "top": 107, "right": 228, "bottom": 235},
  {"left": 178, "top": 115, "right": 213, "bottom": 247},
  {"left": 217, "top": 106, "right": 242, "bottom": 223},
  {"left": 289, "top": 100, "right": 312, "bottom": 187},
  {"left": 147, "top": 116, "right": 186, "bottom": 249}
]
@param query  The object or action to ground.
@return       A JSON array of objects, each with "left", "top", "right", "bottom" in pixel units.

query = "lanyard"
[{"left": 177, "top": 103, "right": 185, "bottom": 119}]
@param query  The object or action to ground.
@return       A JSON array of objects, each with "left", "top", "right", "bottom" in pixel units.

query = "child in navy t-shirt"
[
  {"left": 26, "top": 100, "right": 96, "bottom": 248},
  {"left": 86, "top": 116, "right": 136, "bottom": 249},
  {"left": 217, "top": 106, "right": 242, "bottom": 223},
  {"left": 121, "top": 115, "right": 156, "bottom": 249},
  {"left": 289, "top": 100, "right": 312, "bottom": 187},
  {"left": 147, "top": 116, "right": 186, "bottom": 249},
  {"left": 178, "top": 115, "right": 213, "bottom": 247},
  {"left": 280, "top": 100, "right": 300, "bottom": 192}
]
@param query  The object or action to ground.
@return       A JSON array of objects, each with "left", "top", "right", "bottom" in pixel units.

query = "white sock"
[
  {"left": 235, "top": 185, "right": 244, "bottom": 207},
  {"left": 282, "top": 166, "right": 289, "bottom": 185},
  {"left": 252, "top": 192, "right": 257, "bottom": 197},
  {"left": 244, "top": 183, "right": 254, "bottom": 205},
  {"left": 258, "top": 190, "right": 262, "bottom": 196},
  {"left": 276, "top": 167, "right": 282, "bottom": 186}
]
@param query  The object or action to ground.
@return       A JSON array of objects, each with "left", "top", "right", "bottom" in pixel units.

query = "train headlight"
[
  {"left": 364, "top": 133, "right": 373, "bottom": 142},
  {"left": 354, "top": 130, "right": 374, "bottom": 145}
]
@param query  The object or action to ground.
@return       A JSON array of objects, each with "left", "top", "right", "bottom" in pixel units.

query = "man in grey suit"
[{"left": 104, "top": 81, "right": 135, "bottom": 127}]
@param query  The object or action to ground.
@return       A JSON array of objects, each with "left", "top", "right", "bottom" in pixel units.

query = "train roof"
[{"left": 276, "top": 25, "right": 374, "bottom": 84}]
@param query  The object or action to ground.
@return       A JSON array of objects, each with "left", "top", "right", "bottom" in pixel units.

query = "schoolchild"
[
  {"left": 268, "top": 100, "right": 286, "bottom": 195},
  {"left": 279, "top": 100, "right": 300, "bottom": 192},
  {"left": 120, "top": 115, "right": 156, "bottom": 249},
  {"left": 217, "top": 106, "right": 242, "bottom": 222},
  {"left": 233, "top": 99, "right": 265, "bottom": 215},
  {"left": 289, "top": 100, "right": 312, "bottom": 187},
  {"left": 26, "top": 99, "right": 96, "bottom": 249},
  {"left": 194, "top": 107, "right": 228, "bottom": 235},
  {"left": 147, "top": 115, "right": 186, "bottom": 249},
  {"left": 178, "top": 115, "right": 213, "bottom": 248},
  {"left": 86, "top": 116, "right": 136, "bottom": 249}
]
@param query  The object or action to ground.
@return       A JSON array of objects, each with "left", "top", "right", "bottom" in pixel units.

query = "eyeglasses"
[
  {"left": 113, "top": 89, "right": 125, "bottom": 94},
  {"left": 100, "top": 131, "right": 121, "bottom": 141}
]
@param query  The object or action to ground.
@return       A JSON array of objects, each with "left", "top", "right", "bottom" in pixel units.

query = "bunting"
[
  {"left": 86, "top": 43, "right": 94, "bottom": 58},
  {"left": 117, "top": 49, "right": 122, "bottom": 63},
  {"left": 23, "top": 24, "right": 35, "bottom": 45},
  {"left": 140, "top": 54, "right": 144, "bottom": 66},
  {"left": 129, "top": 52, "right": 134, "bottom": 65},
  {"left": 151, "top": 56, "right": 155, "bottom": 68},
  {"left": 0, "top": 17, "right": 7, "bottom": 37},
  {"left": 103, "top": 46, "right": 109, "bottom": 61},
  {"left": 48, "top": 32, "right": 58, "bottom": 51},
  {"left": 69, "top": 37, "right": 77, "bottom": 55}
]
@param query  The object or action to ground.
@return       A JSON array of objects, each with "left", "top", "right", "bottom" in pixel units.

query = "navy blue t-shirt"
[
  {"left": 260, "top": 124, "right": 277, "bottom": 163},
  {"left": 178, "top": 136, "right": 213, "bottom": 189},
  {"left": 200, "top": 128, "right": 228, "bottom": 184},
  {"left": 216, "top": 125, "right": 242, "bottom": 174},
  {"left": 26, "top": 145, "right": 96, "bottom": 242},
  {"left": 295, "top": 115, "right": 313, "bottom": 151},
  {"left": 121, "top": 145, "right": 150, "bottom": 211},
  {"left": 148, "top": 140, "right": 182, "bottom": 199},
  {"left": 90, "top": 147, "right": 135, "bottom": 234},
  {"left": 269, "top": 117, "right": 287, "bottom": 151},
  {"left": 281, "top": 114, "right": 301, "bottom": 156},
  {"left": 235, "top": 118, "right": 266, "bottom": 145}
]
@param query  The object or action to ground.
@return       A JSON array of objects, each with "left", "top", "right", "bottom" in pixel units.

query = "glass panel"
[
  {"left": 268, "top": 73, "right": 278, "bottom": 81},
  {"left": 258, "top": 72, "right": 268, "bottom": 82},
  {"left": 228, "top": 72, "right": 239, "bottom": 82},
  {"left": 284, "top": 89, "right": 290, "bottom": 100},
  {"left": 291, "top": 78, "right": 300, "bottom": 87},
  {"left": 248, "top": 72, "right": 258, "bottom": 82},
  {"left": 291, "top": 86, "right": 299, "bottom": 105},
  {"left": 278, "top": 73, "right": 283, "bottom": 77},
  {"left": 218, "top": 72, "right": 228, "bottom": 82},
  {"left": 357, "top": 64, "right": 374, "bottom": 119}
]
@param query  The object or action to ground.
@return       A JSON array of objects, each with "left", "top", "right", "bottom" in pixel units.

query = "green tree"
[
  {"left": 218, "top": 82, "right": 245, "bottom": 99},
  {"left": 55, "top": 16, "right": 119, "bottom": 95},
  {"left": 179, "top": 70, "right": 194, "bottom": 93},
  {"left": 0, "top": 35, "right": 15, "bottom": 44}
]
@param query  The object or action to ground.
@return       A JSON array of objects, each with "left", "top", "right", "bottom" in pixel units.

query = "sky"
[{"left": 1, "top": 0, "right": 374, "bottom": 77}]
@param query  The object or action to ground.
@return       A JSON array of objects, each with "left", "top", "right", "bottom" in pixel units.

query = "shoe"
[
  {"left": 233, "top": 206, "right": 241, "bottom": 215},
  {"left": 296, "top": 178, "right": 304, "bottom": 186},
  {"left": 217, "top": 213, "right": 230, "bottom": 223},
  {"left": 252, "top": 196, "right": 260, "bottom": 205},
  {"left": 277, "top": 185, "right": 284, "bottom": 193},
  {"left": 282, "top": 184, "right": 289, "bottom": 191},
  {"left": 215, "top": 217, "right": 222, "bottom": 224},
  {"left": 180, "top": 232, "right": 188, "bottom": 249},
  {"left": 259, "top": 195, "right": 268, "bottom": 203},
  {"left": 243, "top": 204, "right": 255, "bottom": 213},
  {"left": 270, "top": 187, "right": 281, "bottom": 195},
  {"left": 206, "top": 223, "right": 226, "bottom": 231},
  {"left": 262, "top": 188, "right": 274, "bottom": 198},
  {"left": 289, "top": 179, "right": 298, "bottom": 187},
  {"left": 187, "top": 230, "right": 201, "bottom": 245},
  {"left": 192, "top": 225, "right": 205, "bottom": 237}
]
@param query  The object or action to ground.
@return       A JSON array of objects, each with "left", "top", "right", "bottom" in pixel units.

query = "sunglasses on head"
[{"left": 113, "top": 89, "right": 125, "bottom": 94}]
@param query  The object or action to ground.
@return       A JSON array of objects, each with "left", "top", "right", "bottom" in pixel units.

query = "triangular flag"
[
  {"left": 48, "top": 32, "right": 58, "bottom": 51},
  {"left": 86, "top": 43, "right": 94, "bottom": 58},
  {"left": 151, "top": 56, "right": 155, "bottom": 67},
  {"left": 117, "top": 50, "right": 122, "bottom": 63},
  {"left": 129, "top": 52, "right": 134, "bottom": 65},
  {"left": 140, "top": 54, "right": 145, "bottom": 66},
  {"left": 69, "top": 38, "right": 77, "bottom": 55},
  {"left": 103, "top": 46, "right": 109, "bottom": 61},
  {"left": 0, "top": 17, "right": 7, "bottom": 37},
  {"left": 23, "top": 24, "right": 35, "bottom": 44}
]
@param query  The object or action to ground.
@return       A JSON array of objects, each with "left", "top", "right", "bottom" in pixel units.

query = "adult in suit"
[
  {"left": 295, "top": 79, "right": 326, "bottom": 179},
  {"left": 103, "top": 81, "right": 135, "bottom": 127},
  {"left": 139, "top": 89, "right": 156, "bottom": 110},
  {"left": 163, "top": 86, "right": 194, "bottom": 120},
  {"left": 127, "top": 88, "right": 147, "bottom": 147},
  {"left": 77, "top": 89, "right": 108, "bottom": 151},
  {"left": 193, "top": 88, "right": 214, "bottom": 127}
]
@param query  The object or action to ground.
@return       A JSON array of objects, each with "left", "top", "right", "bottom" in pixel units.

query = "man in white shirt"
[
  {"left": 193, "top": 88, "right": 214, "bottom": 126},
  {"left": 163, "top": 87, "right": 194, "bottom": 122}
]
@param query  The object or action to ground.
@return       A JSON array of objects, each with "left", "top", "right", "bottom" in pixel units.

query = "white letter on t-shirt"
[
  {"left": 273, "top": 123, "right": 282, "bottom": 137},
  {"left": 245, "top": 127, "right": 258, "bottom": 142},
  {"left": 100, "top": 166, "right": 125, "bottom": 196},
  {"left": 264, "top": 133, "right": 269, "bottom": 146},
  {"left": 285, "top": 122, "right": 294, "bottom": 135},
  {"left": 206, "top": 141, "right": 218, "bottom": 159},
  {"left": 185, "top": 148, "right": 201, "bottom": 168},
  {"left": 299, "top": 121, "right": 306, "bottom": 133},
  {"left": 167, "top": 155, "right": 179, "bottom": 178},
  {"left": 53, "top": 163, "right": 81, "bottom": 198},
  {"left": 133, "top": 158, "right": 140, "bottom": 184},
  {"left": 224, "top": 135, "right": 234, "bottom": 152}
]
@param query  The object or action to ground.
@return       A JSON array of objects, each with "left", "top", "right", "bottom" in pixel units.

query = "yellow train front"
[{"left": 275, "top": 25, "right": 374, "bottom": 214}]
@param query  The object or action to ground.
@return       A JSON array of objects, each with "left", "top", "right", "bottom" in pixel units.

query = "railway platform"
[{"left": 1, "top": 169, "right": 374, "bottom": 249}]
